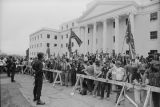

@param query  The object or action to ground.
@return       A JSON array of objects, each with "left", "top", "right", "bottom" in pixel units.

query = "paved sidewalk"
[
  {"left": 12, "top": 74, "right": 136, "bottom": 107},
  {"left": 0, "top": 74, "right": 33, "bottom": 107}
]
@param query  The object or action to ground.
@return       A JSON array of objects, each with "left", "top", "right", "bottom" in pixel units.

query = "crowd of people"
[
  {"left": 31, "top": 52, "right": 160, "bottom": 107},
  {"left": 0, "top": 52, "right": 160, "bottom": 107},
  {"left": 0, "top": 56, "right": 24, "bottom": 82}
]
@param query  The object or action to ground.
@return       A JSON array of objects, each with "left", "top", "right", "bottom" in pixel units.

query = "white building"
[
  {"left": 29, "top": 0, "right": 160, "bottom": 59},
  {"left": 78, "top": 0, "right": 160, "bottom": 57},
  {"left": 29, "top": 28, "right": 60, "bottom": 59}
]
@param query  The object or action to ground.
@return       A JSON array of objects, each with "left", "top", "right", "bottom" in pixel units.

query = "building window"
[
  {"left": 54, "top": 44, "right": 57, "bottom": 47},
  {"left": 150, "top": 50, "right": 157, "bottom": 54},
  {"left": 66, "top": 34, "right": 68, "bottom": 38},
  {"left": 88, "top": 28, "right": 90, "bottom": 33},
  {"left": 96, "top": 38, "right": 98, "bottom": 44},
  {"left": 37, "top": 35, "right": 39, "bottom": 40},
  {"left": 37, "top": 44, "right": 38, "bottom": 48},
  {"left": 126, "top": 18, "right": 128, "bottom": 25},
  {"left": 150, "top": 12, "right": 158, "bottom": 21},
  {"left": 35, "top": 37, "right": 36, "bottom": 40},
  {"left": 62, "top": 26, "right": 63, "bottom": 30},
  {"left": 40, "top": 43, "right": 42, "bottom": 47},
  {"left": 72, "top": 42, "right": 74, "bottom": 47},
  {"left": 47, "top": 43, "right": 50, "bottom": 47},
  {"left": 113, "top": 22, "right": 115, "bottom": 28},
  {"left": 66, "top": 43, "right": 68, "bottom": 47},
  {"left": 113, "top": 36, "right": 115, "bottom": 43},
  {"left": 88, "top": 40, "right": 89, "bottom": 45},
  {"left": 41, "top": 34, "right": 42, "bottom": 38},
  {"left": 61, "top": 44, "right": 63, "bottom": 48},
  {"left": 54, "top": 35, "right": 57, "bottom": 40},
  {"left": 47, "top": 34, "right": 50, "bottom": 38},
  {"left": 150, "top": 31, "right": 158, "bottom": 39},
  {"left": 72, "top": 23, "right": 74, "bottom": 26},
  {"left": 61, "top": 35, "right": 63, "bottom": 39}
]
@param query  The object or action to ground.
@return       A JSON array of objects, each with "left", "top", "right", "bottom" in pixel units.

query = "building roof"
[
  {"left": 30, "top": 27, "right": 60, "bottom": 37},
  {"left": 78, "top": 0, "right": 159, "bottom": 23},
  {"left": 78, "top": 0, "right": 139, "bottom": 22}
]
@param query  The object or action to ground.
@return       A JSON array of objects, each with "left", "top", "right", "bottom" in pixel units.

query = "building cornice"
[
  {"left": 78, "top": 0, "right": 139, "bottom": 23},
  {"left": 59, "top": 27, "right": 79, "bottom": 33},
  {"left": 78, "top": 4, "right": 138, "bottom": 24},
  {"left": 141, "top": 0, "right": 160, "bottom": 8},
  {"left": 30, "top": 28, "right": 60, "bottom": 37}
]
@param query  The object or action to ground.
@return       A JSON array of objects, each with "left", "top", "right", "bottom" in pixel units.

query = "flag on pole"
[
  {"left": 70, "top": 29, "right": 82, "bottom": 46},
  {"left": 68, "top": 36, "right": 72, "bottom": 54},
  {"left": 125, "top": 17, "right": 136, "bottom": 59},
  {"left": 68, "top": 29, "right": 82, "bottom": 54}
]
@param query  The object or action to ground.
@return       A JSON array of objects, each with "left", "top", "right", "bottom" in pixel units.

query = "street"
[{"left": 1, "top": 73, "right": 135, "bottom": 107}]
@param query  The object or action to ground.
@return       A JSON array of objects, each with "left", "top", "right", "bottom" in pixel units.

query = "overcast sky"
[{"left": 0, "top": 0, "right": 93, "bottom": 56}]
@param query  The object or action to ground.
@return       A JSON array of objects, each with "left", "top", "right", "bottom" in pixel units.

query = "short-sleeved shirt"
[
  {"left": 86, "top": 65, "right": 94, "bottom": 76},
  {"left": 32, "top": 60, "right": 43, "bottom": 79}
]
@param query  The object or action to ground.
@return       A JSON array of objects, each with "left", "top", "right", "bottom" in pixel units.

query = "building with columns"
[
  {"left": 29, "top": 0, "right": 160, "bottom": 59},
  {"left": 78, "top": 0, "right": 160, "bottom": 57}
]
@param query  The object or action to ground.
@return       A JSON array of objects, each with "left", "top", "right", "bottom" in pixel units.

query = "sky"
[
  {"left": 0, "top": 0, "right": 145, "bottom": 56},
  {"left": 0, "top": 0, "right": 92, "bottom": 56}
]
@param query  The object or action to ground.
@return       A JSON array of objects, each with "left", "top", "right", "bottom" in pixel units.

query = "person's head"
[
  {"left": 115, "top": 61, "right": 121, "bottom": 68},
  {"left": 12, "top": 57, "right": 16, "bottom": 62},
  {"left": 95, "top": 60, "right": 100, "bottom": 67},
  {"left": 66, "top": 58, "right": 69, "bottom": 62},
  {"left": 37, "top": 52, "right": 44, "bottom": 60}
]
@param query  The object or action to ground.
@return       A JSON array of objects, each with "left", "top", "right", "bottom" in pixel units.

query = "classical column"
[
  {"left": 115, "top": 16, "right": 119, "bottom": 54},
  {"left": 102, "top": 20, "right": 107, "bottom": 52},
  {"left": 84, "top": 25, "right": 88, "bottom": 54},
  {"left": 92, "top": 22, "right": 97, "bottom": 53}
]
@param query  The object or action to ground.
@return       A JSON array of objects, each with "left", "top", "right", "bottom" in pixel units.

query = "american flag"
[
  {"left": 125, "top": 17, "right": 136, "bottom": 59},
  {"left": 68, "top": 29, "right": 82, "bottom": 53}
]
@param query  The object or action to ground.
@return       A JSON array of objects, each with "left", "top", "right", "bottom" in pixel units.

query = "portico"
[{"left": 78, "top": 0, "right": 137, "bottom": 55}]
